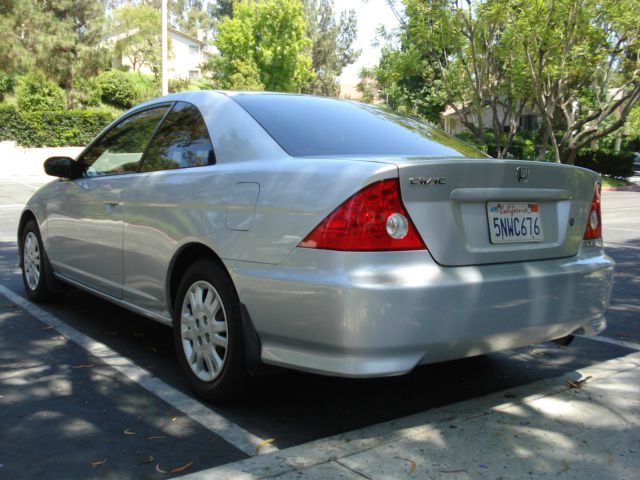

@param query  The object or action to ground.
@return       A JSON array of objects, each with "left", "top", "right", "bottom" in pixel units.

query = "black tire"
[
  {"left": 20, "top": 220, "right": 60, "bottom": 303},
  {"left": 173, "top": 259, "right": 249, "bottom": 402}
]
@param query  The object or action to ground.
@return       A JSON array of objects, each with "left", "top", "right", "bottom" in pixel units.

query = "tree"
[
  {"left": 170, "top": 0, "right": 215, "bottom": 40},
  {"left": 206, "top": 0, "right": 313, "bottom": 92},
  {"left": 0, "top": 0, "right": 38, "bottom": 74},
  {"left": 112, "top": 4, "right": 163, "bottom": 73},
  {"left": 2, "top": 0, "right": 109, "bottom": 109},
  {"left": 302, "top": 0, "right": 359, "bottom": 97},
  {"left": 394, "top": 0, "right": 533, "bottom": 157},
  {"left": 208, "top": 0, "right": 234, "bottom": 21},
  {"left": 359, "top": 37, "right": 447, "bottom": 124},
  {"left": 506, "top": 0, "right": 640, "bottom": 164}
]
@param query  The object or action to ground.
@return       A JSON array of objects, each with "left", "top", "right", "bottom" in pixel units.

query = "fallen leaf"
[
  {"left": 53, "top": 336, "right": 66, "bottom": 341},
  {"left": 170, "top": 416, "right": 177, "bottom": 422},
  {"left": 147, "top": 436, "right": 166, "bottom": 440},
  {"left": 91, "top": 458, "right": 107, "bottom": 468},
  {"left": 155, "top": 463, "right": 167, "bottom": 474},
  {"left": 170, "top": 461, "right": 194, "bottom": 474},
  {"left": 72, "top": 363, "right": 95, "bottom": 369},
  {"left": 556, "top": 459, "right": 570, "bottom": 474},
  {"left": 42, "top": 325, "right": 54, "bottom": 330},
  {"left": 123, "top": 428, "right": 136, "bottom": 435},
  {"left": 256, "top": 438, "right": 275, "bottom": 453},
  {"left": 608, "top": 451, "right": 614, "bottom": 466},
  {"left": 565, "top": 376, "right": 592, "bottom": 389},
  {"left": 395, "top": 457, "right": 417, "bottom": 473}
]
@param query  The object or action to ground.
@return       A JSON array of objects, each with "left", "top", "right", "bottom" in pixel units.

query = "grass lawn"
[{"left": 602, "top": 176, "right": 633, "bottom": 188}]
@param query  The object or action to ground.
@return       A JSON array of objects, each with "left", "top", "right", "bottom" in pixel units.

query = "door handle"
[{"left": 103, "top": 194, "right": 120, "bottom": 207}]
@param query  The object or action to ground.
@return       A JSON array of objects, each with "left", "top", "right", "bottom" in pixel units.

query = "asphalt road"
[{"left": 0, "top": 176, "right": 638, "bottom": 479}]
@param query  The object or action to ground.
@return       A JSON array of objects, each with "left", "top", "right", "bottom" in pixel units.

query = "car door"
[
  {"left": 122, "top": 101, "right": 217, "bottom": 314},
  {"left": 46, "top": 105, "right": 170, "bottom": 298}
]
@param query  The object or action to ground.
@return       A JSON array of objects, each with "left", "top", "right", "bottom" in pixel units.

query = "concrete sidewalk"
[
  {"left": 182, "top": 350, "right": 640, "bottom": 479},
  {"left": 0, "top": 141, "right": 83, "bottom": 179}
]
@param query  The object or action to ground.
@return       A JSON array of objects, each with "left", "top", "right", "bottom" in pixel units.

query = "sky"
[{"left": 334, "top": 0, "right": 401, "bottom": 85}]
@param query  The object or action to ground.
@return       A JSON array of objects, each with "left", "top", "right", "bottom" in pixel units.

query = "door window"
[
  {"left": 81, "top": 106, "right": 169, "bottom": 177},
  {"left": 141, "top": 102, "right": 215, "bottom": 172}
]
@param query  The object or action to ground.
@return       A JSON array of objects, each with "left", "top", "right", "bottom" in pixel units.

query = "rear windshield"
[{"left": 232, "top": 94, "right": 488, "bottom": 158}]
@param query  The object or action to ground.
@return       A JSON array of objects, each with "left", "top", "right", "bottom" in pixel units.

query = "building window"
[
  {"left": 519, "top": 114, "right": 538, "bottom": 132},
  {"left": 189, "top": 69, "right": 200, "bottom": 80},
  {"left": 189, "top": 44, "right": 200, "bottom": 55}
]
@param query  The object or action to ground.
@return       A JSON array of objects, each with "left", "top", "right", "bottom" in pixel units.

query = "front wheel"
[
  {"left": 173, "top": 260, "right": 249, "bottom": 402},
  {"left": 21, "top": 220, "right": 59, "bottom": 302}
]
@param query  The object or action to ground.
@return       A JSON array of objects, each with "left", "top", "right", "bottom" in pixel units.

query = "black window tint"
[
  {"left": 81, "top": 106, "right": 169, "bottom": 176},
  {"left": 232, "top": 94, "right": 488, "bottom": 158},
  {"left": 141, "top": 102, "right": 214, "bottom": 172}
]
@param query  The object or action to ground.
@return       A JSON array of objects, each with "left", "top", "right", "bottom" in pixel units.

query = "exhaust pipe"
[{"left": 552, "top": 335, "right": 575, "bottom": 346}]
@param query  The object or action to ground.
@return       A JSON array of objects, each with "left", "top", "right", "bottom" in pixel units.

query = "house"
[
  {"left": 339, "top": 84, "right": 364, "bottom": 101},
  {"left": 442, "top": 102, "right": 539, "bottom": 135},
  {"left": 103, "top": 27, "right": 210, "bottom": 80}
]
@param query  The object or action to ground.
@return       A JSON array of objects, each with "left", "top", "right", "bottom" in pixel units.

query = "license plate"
[{"left": 487, "top": 202, "right": 544, "bottom": 244}]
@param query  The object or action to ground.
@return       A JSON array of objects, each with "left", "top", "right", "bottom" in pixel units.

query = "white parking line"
[
  {"left": 606, "top": 226, "right": 640, "bottom": 233},
  {"left": 583, "top": 334, "right": 640, "bottom": 351},
  {"left": 605, "top": 242, "right": 640, "bottom": 250},
  {"left": 4, "top": 178, "right": 44, "bottom": 190},
  {"left": 0, "top": 284, "right": 278, "bottom": 457}
]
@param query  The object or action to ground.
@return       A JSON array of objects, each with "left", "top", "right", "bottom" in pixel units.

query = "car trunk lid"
[{"left": 394, "top": 158, "right": 599, "bottom": 266}]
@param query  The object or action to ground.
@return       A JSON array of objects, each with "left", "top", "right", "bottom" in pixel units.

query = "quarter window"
[
  {"left": 141, "top": 102, "right": 215, "bottom": 172},
  {"left": 81, "top": 107, "right": 169, "bottom": 176}
]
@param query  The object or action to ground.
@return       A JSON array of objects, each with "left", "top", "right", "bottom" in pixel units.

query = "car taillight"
[
  {"left": 299, "top": 179, "right": 426, "bottom": 251},
  {"left": 583, "top": 183, "right": 602, "bottom": 240}
]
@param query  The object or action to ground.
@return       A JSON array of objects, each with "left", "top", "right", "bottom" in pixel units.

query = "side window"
[
  {"left": 141, "top": 102, "right": 215, "bottom": 173},
  {"left": 81, "top": 106, "right": 169, "bottom": 177}
]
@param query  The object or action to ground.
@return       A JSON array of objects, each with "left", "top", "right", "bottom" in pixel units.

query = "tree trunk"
[
  {"left": 614, "top": 132, "right": 622, "bottom": 153},
  {"left": 66, "top": 73, "right": 74, "bottom": 110},
  {"left": 537, "top": 123, "right": 550, "bottom": 160},
  {"left": 564, "top": 147, "right": 577, "bottom": 165}
]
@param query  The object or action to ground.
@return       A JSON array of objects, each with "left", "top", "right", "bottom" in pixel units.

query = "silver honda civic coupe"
[{"left": 19, "top": 91, "right": 614, "bottom": 401}]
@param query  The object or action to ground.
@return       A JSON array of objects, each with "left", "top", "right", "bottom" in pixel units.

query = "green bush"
[
  {"left": 169, "top": 77, "right": 191, "bottom": 93},
  {"left": 130, "top": 72, "right": 160, "bottom": 103},
  {"left": 15, "top": 72, "right": 66, "bottom": 112},
  {"left": 454, "top": 129, "right": 537, "bottom": 159},
  {"left": 97, "top": 70, "right": 137, "bottom": 109},
  {"left": 0, "top": 71, "right": 14, "bottom": 102},
  {"left": 0, "top": 105, "right": 113, "bottom": 147},
  {"left": 97, "top": 70, "right": 160, "bottom": 109},
  {"left": 74, "top": 78, "right": 102, "bottom": 109},
  {"left": 575, "top": 149, "right": 635, "bottom": 179}
]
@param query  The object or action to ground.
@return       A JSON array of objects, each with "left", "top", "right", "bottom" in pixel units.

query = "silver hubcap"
[
  {"left": 23, "top": 232, "right": 41, "bottom": 291},
  {"left": 180, "top": 281, "right": 228, "bottom": 382}
]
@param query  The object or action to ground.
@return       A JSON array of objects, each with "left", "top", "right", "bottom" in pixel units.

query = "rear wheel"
[
  {"left": 173, "top": 260, "right": 249, "bottom": 402},
  {"left": 21, "top": 220, "right": 59, "bottom": 302}
]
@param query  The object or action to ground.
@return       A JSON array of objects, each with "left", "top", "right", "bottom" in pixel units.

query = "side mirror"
[{"left": 44, "top": 157, "right": 84, "bottom": 179}]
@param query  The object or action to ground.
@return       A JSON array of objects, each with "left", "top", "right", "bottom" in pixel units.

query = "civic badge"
[{"left": 515, "top": 167, "right": 529, "bottom": 183}]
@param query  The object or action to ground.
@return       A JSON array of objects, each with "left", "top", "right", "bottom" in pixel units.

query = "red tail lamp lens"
[
  {"left": 583, "top": 183, "right": 602, "bottom": 240},
  {"left": 299, "top": 179, "right": 426, "bottom": 251}
]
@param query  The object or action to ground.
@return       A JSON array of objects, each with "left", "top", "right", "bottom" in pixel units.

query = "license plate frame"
[{"left": 487, "top": 202, "right": 544, "bottom": 244}]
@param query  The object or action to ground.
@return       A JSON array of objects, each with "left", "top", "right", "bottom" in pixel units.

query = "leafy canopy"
[{"left": 209, "top": 0, "right": 313, "bottom": 92}]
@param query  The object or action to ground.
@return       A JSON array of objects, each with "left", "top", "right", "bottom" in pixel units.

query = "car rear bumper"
[{"left": 228, "top": 244, "right": 614, "bottom": 377}]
